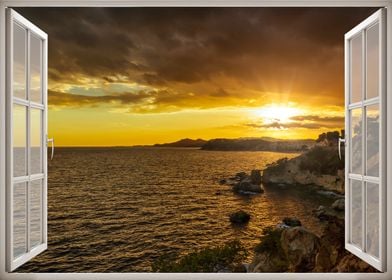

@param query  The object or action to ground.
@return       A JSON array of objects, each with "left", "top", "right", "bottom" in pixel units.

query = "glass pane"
[
  {"left": 351, "top": 179, "right": 363, "bottom": 247},
  {"left": 366, "top": 24, "right": 379, "bottom": 100},
  {"left": 351, "top": 33, "right": 363, "bottom": 103},
  {"left": 30, "top": 180, "right": 42, "bottom": 248},
  {"left": 13, "top": 23, "right": 26, "bottom": 99},
  {"left": 350, "top": 108, "right": 362, "bottom": 174},
  {"left": 31, "top": 109, "right": 42, "bottom": 174},
  {"left": 13, "top": 104, "right": 27, "bottom": 177},
  {"left": 366, "top": 104, "right": 379, "bottom": 177},
  {"left": 366, "top": 182, "right": 379, "bottom": 258},
  {"left": 13, "top": 182, "right": 27, "bottom": 259},
  {"left": 30, "top": 35, "right": 42, "bottom": 103}
]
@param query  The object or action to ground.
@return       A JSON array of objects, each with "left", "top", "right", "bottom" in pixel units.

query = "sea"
[{"left": 17, "top": 147, "right": 335, "bottom": 272}]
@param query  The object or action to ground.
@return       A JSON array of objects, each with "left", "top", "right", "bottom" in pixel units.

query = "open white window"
[
  {"left": 344, "top": 9, "right": 386, "bottom": 272},
  {"left": 6, "top": 9, "right": 49, "bottom": 271}
]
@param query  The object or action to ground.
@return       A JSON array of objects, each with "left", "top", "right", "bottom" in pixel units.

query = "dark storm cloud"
[
  {"left": 16, "top": 7, "right": 378, "bottom": 107},
  {"left": 49, "top": 88, "right": 243, "bottom": 112},
  {"left": 48, "top": 90, "right": 152, "bottom": 107}
]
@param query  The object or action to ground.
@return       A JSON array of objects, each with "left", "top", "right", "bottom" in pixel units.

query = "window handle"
[
  {"left": 338, "top": 137, "right": 345, "bottom": 160},
  {"left": 47, "top": 138, "right": 55, "bottom": 160}
]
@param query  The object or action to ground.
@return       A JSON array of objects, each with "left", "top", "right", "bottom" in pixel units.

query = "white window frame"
[
  {"left": 0, "top": 1, "right": 391, "bottom": 280},
  {"left": 344, "top": 9, "right": 387, "bottom": 271},
  {"left": 6, "top": 8, "right": 48, "bottom": 272}
]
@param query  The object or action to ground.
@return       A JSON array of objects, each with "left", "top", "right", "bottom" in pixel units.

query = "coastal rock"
[
  {"left": 314, "top": 216, "right": 345, "bottom": 272},
  {"left": 280, "top": 227, "right": 320, "bottom": 271},
  {"left": 235, "top": 172, "right": 247, "bottom": 180},
  {"left": 331, "top": 198, "right": 345, "bottom": 211},
  {"left": 313, "top": 205, "right": 343, "bottom": 222},
  {"left": 250, "top": 170, "right": 262, "bottom": 184},
  {"left": 229, "top": 210, "right": 251, "bottom": 224},
  {"left": 250, "top": 207, "right": 376, "bottom": 273},
  {"left": 224, "top": 170, "right": 264, "bottom": 194},
  {"left": 233, "top": 179, "right": 264, "bottom": 194},
  {"left": 282, "top": 217, "right": 302, "bottom": 227},
  {"left": 262, "top": 145, "right": 345, "bottom": 194},
  {"left": 333, "top": 254, "right": 378, "bottom": 272},
  {"left": 248, "top": 250, "right": 288, "bottom": 272}
]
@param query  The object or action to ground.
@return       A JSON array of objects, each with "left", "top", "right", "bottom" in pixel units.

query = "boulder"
[
  {"left": 313, "top": 205, "right": 342, "bottom": 222},
  {"left": 235, "top": 172, "right": 247, "bottom": 180},
  {"left": 333, "top": 254, "right": 378, "bottom": 272},
  {"left": 249, "top": 227, "right": 288, "bottom": 272},
  {"left": 250, "top": 170, "right": 262, "bottom": 184},
  {"left": 229, "top": 210, "right": 251, "bottom": 224},
  {"left": 233, "top": 180, "right": 264, "bottom": 194},
  {"left": 282, "top": 217, "right": 302, "bottom": 227},
  {"left": 314, "top": 216, "right": 345, "bottom": 272},
  {"left": 248, "top": 250, "right": 288, "bottom": 272},
  {"left": 280, "top": 227, "right": 320, "bottom": 271},
  {"left": 331, "top": 198, "right": 345, "bottom": 211}
]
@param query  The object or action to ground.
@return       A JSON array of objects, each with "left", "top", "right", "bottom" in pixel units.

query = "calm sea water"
[{"left": 17, "top": 147, "right": 335, "bottom": 272}]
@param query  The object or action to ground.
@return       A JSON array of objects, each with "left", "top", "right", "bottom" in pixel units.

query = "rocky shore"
[
  {"left": 215, "top": 131, "right": 374, "bottom": 273},
  {"left": 154, "top": 131, "right": 374, "bottom": 272},
  {"left": 248, "top": 201, "right": 376, "bottom": 272},
  {"left": 262, "top": 144, "right": 345, "bottom": 193}
]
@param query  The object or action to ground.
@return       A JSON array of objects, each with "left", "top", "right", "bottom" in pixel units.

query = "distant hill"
[
  {"left": 139, "top": 137, "right": 316, "bottom": 152},
  {"left": 153, "top": 138, "right": 208, "bottom": 147},
  {"left": 201, "top": 138, "right": 315, "bottom": 152}
]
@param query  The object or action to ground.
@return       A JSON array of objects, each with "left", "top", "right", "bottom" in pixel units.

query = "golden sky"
[{"left": 18, "top": 7, "right": 377, "bottom": 146}]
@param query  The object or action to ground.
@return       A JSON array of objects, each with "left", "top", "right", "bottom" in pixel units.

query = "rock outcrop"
[
  {"left": 262, "top": 145, "right": 345, "bottom": 193},
  {"left": 222, "top": 170, "right": 264, "bottom": 194},
  {"left": 249, "top": 213, "right": 377, "bottom": 272},
  {"left": 281, "top": 227, "right": 320, "bottom": 271}
]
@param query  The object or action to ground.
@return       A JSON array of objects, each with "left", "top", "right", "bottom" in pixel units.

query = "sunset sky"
[{"left": 17, "top": 7, "right": 377, "bottom": 146}]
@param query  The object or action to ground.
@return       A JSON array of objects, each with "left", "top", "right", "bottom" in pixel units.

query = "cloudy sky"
[{"left": 17, "top": 7, "right": 377, "bottom": 146}]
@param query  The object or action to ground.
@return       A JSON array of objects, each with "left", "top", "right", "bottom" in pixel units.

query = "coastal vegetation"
[{"left": 152, "top": 240, "right": 247, "bottom": 272}]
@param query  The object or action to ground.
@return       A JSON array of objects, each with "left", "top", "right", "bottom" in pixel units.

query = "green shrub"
[
  {"left": 151, "top": 240, "right": 247, "bottom": 272},
  {"left": 254, "top": 227, "right": 284, "bottom": 256},
  {"left": 299, "top": 146, "right": 344, "bottom": 175}
]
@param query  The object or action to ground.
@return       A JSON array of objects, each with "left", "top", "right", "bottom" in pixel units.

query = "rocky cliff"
[{"left": 262, "top": 145, "right": 345, "bottom": 193}]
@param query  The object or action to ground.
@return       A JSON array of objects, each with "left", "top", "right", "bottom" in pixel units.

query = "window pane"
[
  {"left": 351, "top": 179, "right": 363, "bottom": 247},
  {"left": 351, "top": 33, "right": 363, "bottom": 103},
  {"left": 31, "top": 109, "right": 42, "bottom": 174},
  {"left": 13, "top": 104, "right": 27, "bottom": 177},
  {"left": 366, "top": 104, "right": 379, "bottom": 177},
  {"left": 366, "top": 24, "right": 379, "bottom": 100},
  {"left": 30, "top": 35, "right": 42, "bottom": 103},
  {"left": 13, "top": 23, "right": 26, "bottom": 99},
  {"left": 30, "top": 180, "right": 42, "bottom": 248},
  {"left": 350, "top": 108, "right": 362, "bottom": 174},
  {"left": 366, "top": 182, "right": 379, "bottom": 258},
  {"left": 13, "top": 182, "right": 27, "bottom": 259}
]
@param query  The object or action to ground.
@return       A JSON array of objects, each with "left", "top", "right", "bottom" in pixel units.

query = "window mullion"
[
  {"left": 26, "top": 29, "right": 31, "bottom": 253},
  {"left": 361, "top": 29, "right": 367, "bottom": 253}
]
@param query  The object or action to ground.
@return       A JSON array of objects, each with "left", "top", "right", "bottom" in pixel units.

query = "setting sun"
[{"left": 253, "top": 104, "right": 304, "bottom": 124}]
